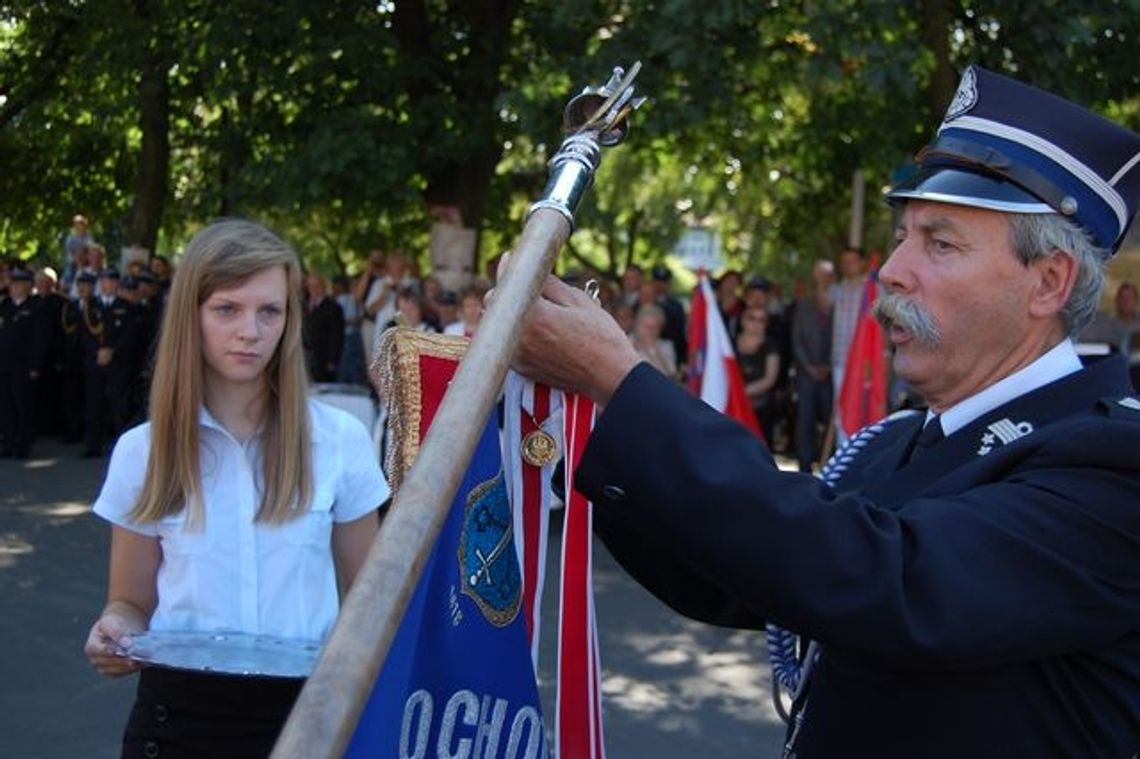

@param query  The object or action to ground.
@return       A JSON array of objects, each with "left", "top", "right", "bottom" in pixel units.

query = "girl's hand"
[{"left": 84, "top": 613, "right": 145, "bottom": 678}]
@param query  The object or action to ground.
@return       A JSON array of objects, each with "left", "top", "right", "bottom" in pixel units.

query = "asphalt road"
[{"left": 0, "top": 437, "right": 786, "bottom": 758}]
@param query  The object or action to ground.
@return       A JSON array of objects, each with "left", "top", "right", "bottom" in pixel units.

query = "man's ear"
[{"left": 1028, "top": 249, "right": 1078, "bottom": 321}]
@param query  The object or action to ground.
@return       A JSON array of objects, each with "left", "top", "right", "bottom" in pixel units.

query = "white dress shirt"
[
  {"left": 443, "top": 320, "right": 472, "bottom": 337},
  {"left": 94, "top": 399, "right": 389, "bottom": 642}
]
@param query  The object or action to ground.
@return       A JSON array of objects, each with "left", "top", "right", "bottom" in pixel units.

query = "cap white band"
[{"left": 939, "top": 115, "right": 1128, "bottom": 234}]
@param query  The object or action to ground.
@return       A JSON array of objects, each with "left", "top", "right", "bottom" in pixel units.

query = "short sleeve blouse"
[{"left": 93, "top": 399, "right": 389, "bottom": 642}]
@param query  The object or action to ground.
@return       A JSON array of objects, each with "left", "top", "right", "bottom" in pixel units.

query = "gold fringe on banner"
[{"left": 369, "top": 328, "right": 470, "bottom": 490}]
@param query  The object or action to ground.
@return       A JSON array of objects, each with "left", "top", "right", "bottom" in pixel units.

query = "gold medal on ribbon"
[{"left": 521, "top": 429, "right": 558, "bottom": 467}]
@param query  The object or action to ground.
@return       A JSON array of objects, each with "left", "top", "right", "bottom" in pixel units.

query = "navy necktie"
[{"left": 909, "top": 415, "right": 944, "bottom": 462}]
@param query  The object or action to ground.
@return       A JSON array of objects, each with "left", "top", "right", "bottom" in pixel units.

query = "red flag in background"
[
  {"left": 686, "top": 271, "right": 764, "bottom": 439},
  {"left": 837, "top": 265, "right": 887, "bottom": 438}
]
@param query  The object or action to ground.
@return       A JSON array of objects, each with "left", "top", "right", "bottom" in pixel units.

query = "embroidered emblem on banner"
[
  {"left": 977, "top": 418, "right": 1034, "bottom": 456},
  {"left": 458, "top": 470, "right": 522, "bottom": 627},
  {"left": 945, "top": 67, "right": 978, "bottom": 122}
]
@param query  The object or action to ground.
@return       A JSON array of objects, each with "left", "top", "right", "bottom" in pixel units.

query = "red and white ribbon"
[
  {"left": 503, "top": 372, "right": 604, "bottom": 758},
  {"left": 557, "top": 390, "right": 604, "bottom": 759},
  {"left": 503, "top": 373, "right": 559, "bottom": 667}
]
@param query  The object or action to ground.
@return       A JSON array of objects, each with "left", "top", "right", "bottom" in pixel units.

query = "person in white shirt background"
[
  {"left": 443, "top": 284, "right": 487, "bottom": 338},
  {"left": 83, "top": 219, "right": 389, "bottom": 758},
  {"left": 629, "top": 302, "right": 677, "bottom": 378},
  {"left": 361, "top": 250, "right": 417, "bottom": 362}
]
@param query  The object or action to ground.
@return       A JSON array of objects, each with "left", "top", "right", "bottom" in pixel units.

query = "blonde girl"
[{"left": 84, "top": 219, "right": 387, "bottom": 758}]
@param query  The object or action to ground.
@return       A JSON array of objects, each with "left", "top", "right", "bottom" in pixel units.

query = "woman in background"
[
  {"left": 443, "top": 284, "right": 487, "bottom": 338},
  {"left": 630, "top": 302, "right": 677, "bottom": 378},
  {"left": 385, "top": 284, "right": 440, "bottom": 334},
  {"left": 735, "top": 304, "right": 781, "bottom": 442}
]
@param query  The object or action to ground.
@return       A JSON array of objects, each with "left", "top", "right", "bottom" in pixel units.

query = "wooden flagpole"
[{"left": 271, "top": 64, "right": 644, "bottom": 759}]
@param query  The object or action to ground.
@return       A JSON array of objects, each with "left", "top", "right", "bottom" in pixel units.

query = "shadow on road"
[{"left": 1, "top": 439, "right": 785, "bottom": 758}]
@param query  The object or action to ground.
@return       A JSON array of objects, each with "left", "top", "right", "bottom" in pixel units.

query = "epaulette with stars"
[{"left": 1101, "top": 395, "right": 1140, "bottom": 420}]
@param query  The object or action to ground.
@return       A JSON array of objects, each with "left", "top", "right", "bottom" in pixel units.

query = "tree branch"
[{"left": 562, "top": 237, "right": 599, "bottom": 274}]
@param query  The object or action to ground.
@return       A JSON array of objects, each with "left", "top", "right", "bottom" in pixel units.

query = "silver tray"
[{"left": 122, "top": 630, "right": 321, "bottom": 678}]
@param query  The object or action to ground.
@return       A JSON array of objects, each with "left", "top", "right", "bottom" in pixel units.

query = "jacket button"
[
  {"left": 602, "top": 485, "right": 626, "bottom": 501},
  {"left": 153, "top": 704, "right": 170, "bottom": 723},
  {"left": 143, "top": 740, "right": 160, "bottom": 758}
]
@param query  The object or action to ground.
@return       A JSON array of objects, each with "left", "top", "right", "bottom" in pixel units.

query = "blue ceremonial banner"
[{"left": 344, "top": 410, "right": 547, "bottom": 758}]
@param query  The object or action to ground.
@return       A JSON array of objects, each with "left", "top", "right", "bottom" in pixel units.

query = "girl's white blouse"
[{"left": 94, "top": 399, "right": 389, "bottom": 642}]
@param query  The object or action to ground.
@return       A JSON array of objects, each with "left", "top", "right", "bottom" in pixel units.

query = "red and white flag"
[
  {"left": 836, "top": 270, "right": 887, "bottom": 438},
  {"left": 686, "top": 272, "right": 763, "bottom": 438}
]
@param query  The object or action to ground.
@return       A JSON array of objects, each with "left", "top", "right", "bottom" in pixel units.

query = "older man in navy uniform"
[
  {"left": 511, "top": 66, "right": 1140, "bottom": 757},
  {"left": 0, "top": 268, "right": 47, "bottom": 458}
]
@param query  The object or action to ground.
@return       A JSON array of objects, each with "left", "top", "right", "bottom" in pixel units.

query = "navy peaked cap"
[
  {"left": 745, "top": 275, "right": 771, "bottom": 292},
  {"left": 77, "top": 271, "right": 97, "bottom": 284},
  {"left": 888, "top": 65, "right": 1140, "bottom": 254},
  {"left": 99, "top": 267, "right": 120, "bottom": 279},
  {"left": 9, "top": 268, "right": 33, "bottom": 282}
]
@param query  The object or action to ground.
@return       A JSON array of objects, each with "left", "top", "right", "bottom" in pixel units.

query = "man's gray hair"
[{"left": 1007, "top": 213, "right": 1108, "bottom": 337}]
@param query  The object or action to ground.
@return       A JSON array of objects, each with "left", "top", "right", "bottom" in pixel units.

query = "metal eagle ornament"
[{"left": 528, "top": 62, "right": 646, "bottom": 229}]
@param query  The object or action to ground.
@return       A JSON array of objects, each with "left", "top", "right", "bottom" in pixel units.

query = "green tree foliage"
[{"left": 2, "top": 0, "right": 1138, "bottom": 284}]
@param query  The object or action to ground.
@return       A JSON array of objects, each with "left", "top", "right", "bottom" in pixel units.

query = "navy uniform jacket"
[
  {"left": 655, "top": 293, "right": 688, "bottom": 366},
  {"left": 60, "top": 298, "right": 85, "bottom": 370},
  {"left": 303, "top": 296, "right": 345, "bottom": 383},
  {"left": 134, "top": 298, "right": 161, "bottom": 368},
  {"left": 81, "top": 296, "right": 136, "bottom": 368},
  {"left": 0, "top": 294, "right": 48, "bottom": 375},
  {"left": 37, "top": 292, "right": 70, "bottom": 371},
  {"left": 576, "top": 358, "right": 1140, "bottom": 758}
]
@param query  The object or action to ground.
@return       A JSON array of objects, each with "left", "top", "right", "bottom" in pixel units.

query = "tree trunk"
[
  {"left": 393, "top": 0, "right": 523, "bottom": 273},
  {"left": 125, "top": 53, "right": 169, "bottom": 250},
  {"left": 920, "top": 0, "right": 957, "bottom": 120},
  {"left": 125, "top": 27, "right": 170, "bottom": 253}
]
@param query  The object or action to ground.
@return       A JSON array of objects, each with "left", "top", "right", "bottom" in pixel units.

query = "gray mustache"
[{"left": 872, "top": 294, "right": 941, "bottom": 345}]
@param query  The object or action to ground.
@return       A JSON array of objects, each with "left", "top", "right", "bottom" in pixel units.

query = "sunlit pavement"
[
  {"left": 539, "top": 507, "right": 787, "bottom": 757},
  {"left": 1, "top": 438, "right": 786, "bottom": 758}
]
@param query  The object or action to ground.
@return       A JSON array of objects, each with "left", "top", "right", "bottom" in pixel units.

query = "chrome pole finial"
[
  {"left": 563, "top": 62, "right": 647, "bottom": 146},
  {"left": 528, "top": 63, "right": 647, "bottom": 228}
]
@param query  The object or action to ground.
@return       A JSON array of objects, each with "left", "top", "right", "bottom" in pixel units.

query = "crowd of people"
[
  {"left": 1, "top": 213, "right": 1137, "bottom": 466},
  {"left": 0, "top": 60, "right": 1136, "bottom": 758},
  {"left": 0, "top": 243, "right": 170, "bottom": 460}
]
